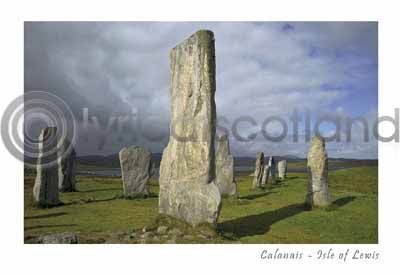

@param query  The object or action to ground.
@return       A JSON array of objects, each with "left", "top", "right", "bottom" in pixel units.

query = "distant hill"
[{"left": 77, "top": 152, "right": 376, "bottom": 169}]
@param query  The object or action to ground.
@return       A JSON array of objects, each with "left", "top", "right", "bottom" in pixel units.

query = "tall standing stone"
[
  {"left": 277, "top": 160, "right": 287, "bottom": 179},
  {"left": 215, "top": 134, "right": 237, "bottom": 196},
  {"left": 306, "top": 136, "right": 331, "bottom": 207},
  {"left": 33, "top": 127, "right": 60, "bottom": 206},
  {"left": 159, "top": 30, "right": 221, "bottom": 227},
  {"left": 252, "top": 152, "right": 264, "bottom": 189},
  {"left": 58, "top": 138, "right": 76, "bottom": 192},
  {"left": 119, "top": 146, "right": 152, "bottom": 198}
]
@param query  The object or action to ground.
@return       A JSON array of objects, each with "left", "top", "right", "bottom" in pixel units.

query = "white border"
[{"left": 0, "top": 0, "right": 399, "bottom": 275}]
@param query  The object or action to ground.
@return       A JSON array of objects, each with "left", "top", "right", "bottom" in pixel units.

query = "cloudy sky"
[{"left": 24, "top": 22, "right": 378, "bottom": 159}]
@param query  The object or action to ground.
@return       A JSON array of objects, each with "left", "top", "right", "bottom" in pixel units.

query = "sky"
[{"left": 24, "top": 22, "right": 378, "bottom": 159}]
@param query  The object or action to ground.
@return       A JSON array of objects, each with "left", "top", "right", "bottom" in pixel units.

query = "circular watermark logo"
[{"left": 1, "top": 91, "right": 77, "bottom": 169}]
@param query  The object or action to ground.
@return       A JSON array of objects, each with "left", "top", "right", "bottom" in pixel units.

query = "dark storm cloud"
[{"left": 24, "top": 22, "right": 378, "bottom": 158}]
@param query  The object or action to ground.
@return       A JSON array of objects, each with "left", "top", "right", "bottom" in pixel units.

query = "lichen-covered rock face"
[
  {"left": 159, "top": 30, "right": 221, "bottom": 227},
  {"left": 33, "top": 127, "right": 60, "bottom": 206},
  {"left": 37, "top": 232, "right": 78, "bottom": 244},
  {"left": 306, "top": 136, "right": 331, "bottom": 207},
  {"left": 215, "top": 134, "right": 237, "bottom": 196},
  {"left": 119, "top": 146, "right": 152, "bottom": 197},
  {"left": 277, "top": 160, "right": 287, "bottom": 179},
  {"left": 58, "top": 138, "right": 76, "bottom": 192},
  {"left": 252, "top": 152, "right": 264, "bottom": 189}
]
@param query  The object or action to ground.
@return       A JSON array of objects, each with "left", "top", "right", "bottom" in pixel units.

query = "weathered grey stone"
[
  {"left": 260, "top": 165, "right": 270, "bottom": 188},
  {"left": 268, "top": 156, "right": 276, "bottom": 183},
  {"left": 37, "top": 232, "right": 78, "bottom": 244},
  {"left": 278, "top": 160, "right": 287, "bottom": 179},
  {"left": 58, "top": 138, "right": 76, "bottom": 192},
  {"left": 157, "top": 226, "right": 168, "bottom": 235},
  {"left": 158, "top": 30, "right": 221, "bottom": 227},
  {"left": 168, "top": 228, "right": 183, "bottom": 237},
  {"left": 306, "top": 136, "right": 331, "bottom": 207},
  {"left": 252, "top": 152, "right": 264, "bottom": 189},
  {"left": 119, "top": 146, "right": 152, "bottom": 198},
  {"left": 33, "top": 127, "right": 61, "bottom": 206},
  {"left": 215, "top": 134, "right": 237, "bottom": 196}
]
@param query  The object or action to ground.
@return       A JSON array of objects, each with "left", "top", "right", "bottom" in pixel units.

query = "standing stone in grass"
[
  {"left": 119, "top": 146, "right": 152, "bottom": 197},
  {"left": 252, "top": 152, "right": 264, "bottom": 189},
  {"left": 261, "top": 164, "right": 270, "bottom": 188},
  {"left": 58, "top": 138, "right": 76, "bottom": 192},
  {"left": 268, "top": 156, "right": 276, "bottom": 183},
  {"left": 306, "top": 136, "right": 331, "bottom": 207},
  {"left": 159, "top": 30, "right": 221, "bottom": 227},
  {"left": 33, "top": 127, "right": 61, "bottom": 206},
  {"left": 278, "top": 160, "right": 287, "bottom": 179},
  {"left": 215, "top": 134, "right": 237, "bottom": 196}
]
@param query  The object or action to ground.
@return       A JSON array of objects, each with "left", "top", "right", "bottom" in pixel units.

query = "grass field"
[{"left": 24, "top": 166, "right": 378, "bottom": 244}]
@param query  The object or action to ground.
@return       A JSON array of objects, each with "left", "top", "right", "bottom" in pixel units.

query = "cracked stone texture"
[
  {"left": 277, "top": 160, "right": 287, "bottom": 179},
  {"left": 215, "top": 134, "right": 237, "bottom": 196},
  {"left": 306, "top": 136, "right": 331, "bottom": 207},
  {"left": 33, "top": 127, "right": 60, "bottom": 206},
  {"left": 119, "top": 146, "right": 152, "bottom": 197},
  {"left": 252, "top": 152, "right": 264, "bottom": 189},
  {"left": 159, "top": 30, "right": 221, "bottom": 227},
  {"left": 58, "top": 138, "right": 76, "bottom": 192}
]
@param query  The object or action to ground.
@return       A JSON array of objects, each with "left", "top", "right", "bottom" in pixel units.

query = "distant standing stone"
[
  {"left": 261, "top": 164, "right": 270, "bottom": 188},
  {"left": 252, "top": 152, "right": 264, "bottom": 189},
  {"left": 277, "top": 160, "right": 287, "bottom": 179},
  {"left": 306, "top": 136, "right": 331, "bottom": 207},
  {"left": 33, "top": 127, "right": 61, "bottom": 206},
  {"left": 215, "top": 134, "right": 237, "bottom": 196},
  {"left": 158, "top": 30, "right": 221, "bottom": 227},
  {"left": 58, "top": 138, "right": 76, "bottom": 192},
  {"left": 119, "top": 146, "right": 152, "bottom": 197},
  {"left": 268, "top": 156, "right": 276, "bottom": 183}
]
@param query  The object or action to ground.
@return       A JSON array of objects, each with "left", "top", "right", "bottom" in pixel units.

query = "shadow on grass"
[
  {"left": 218, "top": 204, "right": 307, "bottom": 238},
  {"left": 332, "top": 196, "right": 357, "bottom": 207},
  {"left": 24, "top": 224, "right": 77, "bottom": 231},
  {"left": 78, "top": 188, "right": 121, "bottom": 193},
  {"left": 25, "top": 212, "right": 67, "bottom": 220},
  {"left": 239, "top": 191, "right": 276, "bottom": 200}
]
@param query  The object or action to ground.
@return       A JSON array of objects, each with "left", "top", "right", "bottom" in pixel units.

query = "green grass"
[{"left": 24, "top": 166, "right": 378, "bottom": 243}]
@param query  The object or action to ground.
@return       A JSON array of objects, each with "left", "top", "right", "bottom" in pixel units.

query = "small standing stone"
[
  {"left": 268, "top": 156, "right": 276, "bottom": 183},
  {"left": 119, "top": 146, "right": 152, "bottom": 198},
  {"left": 58, "top": 138, "right": 76, "bottom": 192},
  {"left": 260, "top": 165, "right": 270, "bottom": 188},
  {"left": 215, "top": 134, "right": 237, "bottom": 196},
  {"left": 277, "top": 160, "right": 287, "bottom": 179},
  {"left": 306, "top": 136, "right": 331, "bottom": 207},
  {"left": 33, "top": 127, "right": 60, "bottom": 206},
  {"left": 252, "top": 152, "right": 264, "bottom": 189}
]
